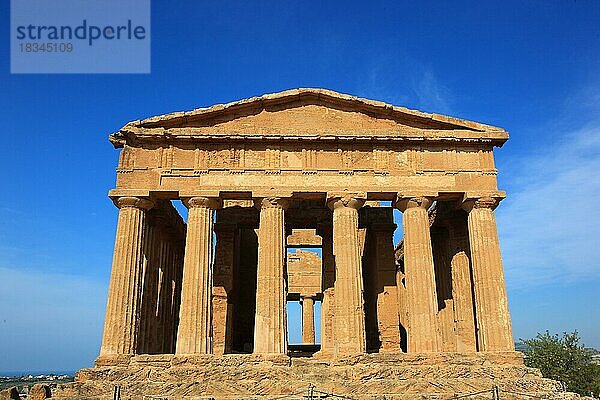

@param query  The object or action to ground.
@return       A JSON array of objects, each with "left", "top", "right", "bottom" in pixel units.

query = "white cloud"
[{"left": 497, "top": 123, "right": 600, "bottom": 288}]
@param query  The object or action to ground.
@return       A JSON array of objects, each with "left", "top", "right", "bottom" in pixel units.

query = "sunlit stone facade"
[{"left": 55, "top": 89, "right": 555, "bottom": 400}]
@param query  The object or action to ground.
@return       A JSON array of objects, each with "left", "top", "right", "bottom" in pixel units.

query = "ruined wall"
[{"left": 287, "top": 249, "right": 322, "bottom": 297}]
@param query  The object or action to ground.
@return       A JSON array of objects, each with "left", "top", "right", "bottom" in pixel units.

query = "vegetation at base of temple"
[{"left": 520, "top": 331, "right": 600, "bottom": 397}]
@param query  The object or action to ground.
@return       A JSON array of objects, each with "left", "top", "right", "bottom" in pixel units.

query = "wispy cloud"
[
  {"left": 497, "top": 122, "right": 600, "bottom": 289},
  {"left": 410, "top": 68, "right": 452, "bottom": 115},
  {"left": 357, "top": 54, "right": 453, "bottom": 115}
]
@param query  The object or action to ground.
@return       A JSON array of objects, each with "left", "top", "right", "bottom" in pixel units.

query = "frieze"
[
  {"left": 118, "top": 142, "right": 496, "bottom": 179},
  {"left": 118, "top": 146, "right": 136, "bottom": 170}
]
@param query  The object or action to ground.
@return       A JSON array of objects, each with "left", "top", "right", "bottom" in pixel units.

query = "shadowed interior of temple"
[{"left": 130, "top": 196, "right": 485, "bottom": 357}]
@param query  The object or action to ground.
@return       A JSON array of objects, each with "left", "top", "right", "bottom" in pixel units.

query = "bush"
[{"left": 521, "top": 331, "right": 600, "bottom": 397}]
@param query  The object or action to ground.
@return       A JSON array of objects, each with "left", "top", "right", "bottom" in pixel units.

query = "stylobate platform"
[{"left": 53, "top": 352, "right": 573, "bottom": 400}]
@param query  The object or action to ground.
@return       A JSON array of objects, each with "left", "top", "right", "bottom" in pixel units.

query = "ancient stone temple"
[{"left": 56, "top": 89, "right": 566, "bottom": 399}]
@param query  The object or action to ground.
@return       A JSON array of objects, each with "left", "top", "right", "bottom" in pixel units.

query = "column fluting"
[
  {"left": 395, "top": 196, "right": 440, "bottom": 353},
  {"left": 253, "top": 197, "right": 288, "bottom": 354},
  {"left": 328, "top": 195, "right": 366, "bottom": 355},
  {"left": 463, "top": 197, "right": 514, "bottom": 351},
  {"left": 100, "top": 196, "right": 153, "bottom": 356},
  {"left": 176, "top": 196, "right": 220, "bottom": 354}
]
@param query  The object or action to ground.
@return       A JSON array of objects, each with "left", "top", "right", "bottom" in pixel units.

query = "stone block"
[{"left": 29, "top": 384, "right": 51, "bottom": 400}]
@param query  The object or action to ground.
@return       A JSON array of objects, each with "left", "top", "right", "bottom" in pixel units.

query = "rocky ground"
[{"left": 0, "top": 374, "right": 73, "bottom": 399}]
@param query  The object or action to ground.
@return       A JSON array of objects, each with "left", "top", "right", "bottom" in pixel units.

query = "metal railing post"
[{"left": 113, "top": 385, "right": 121, "bottom": 400}]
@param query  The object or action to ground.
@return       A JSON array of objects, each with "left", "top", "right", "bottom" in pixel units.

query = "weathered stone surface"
[
  {"left": 395, "top": 196, "right": 440, "bottom": 353},
  {"left": 100, "top": 196, "right": 153, "bottom": 356},
  {"left": 318, "top": 224, "right": 336, "bottom": 355},
  {"left": 61, "top": 89, "right": 567, "bottom": 399},
  {"left": 0, "top": 387, "right": 19, "bottom": 400},
  {"left": 287, "top": 228, "right": 322, "bottom": 247},
  {"left": 287, "top": 249, "right": 321, "bottom": 297},
  {"left": 463, "top": 197, "right": 514, "bottom": 351},
  {"left": 176, "top": 196, "right": 220, "bottom": 354},
  {"left": 212, "top": 222, "right": 237, "bottom": 356},
  {"left": 53, "top": 353, "right": 572, "bottom": 400},
  {"left": 301, "top": 296, "right": 315, "bottom": 344},
  {"left": 109, "top": 89, "right": 505, "bottom": 196},
  {"left": 254, "top": 197, "right": 288, "bottom": 354},
  {"left": 29, "top": 384, "right": 51, "bottom": 400},
  {"left": 328, "top": 195, "right": 367, "bottom": 355},
  {"left": 361, "top": 206, "right": 399, "bottom": 352}
]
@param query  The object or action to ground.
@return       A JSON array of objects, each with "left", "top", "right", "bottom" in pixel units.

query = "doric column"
[
  {"left": 462, "top": 197, "right": 514, "bottom": 351},
  {"left": 156, "top": 239, "right": 169, "bottom": 353},
  {"left": 158, "top": 240, "right": 172, "bottom": 353},
  {"left": 176, "top": 196, "right": 220, "bottom": 354},
  {"left": 447, "top": 216, "right": 477, "bottom": 353},
  {"left": 253, "top": 197, "right": 289, "bottom": 354},
  {"left": 451, "top": 251, "right": 477, "bottom": 352},
  {"left": 396, "top": 260, "right": 409, "bottom": 353},
  {"left": 301, "top": 296, "right": 316, "bottom": 345},
  {"left": 395, "top": 196, "right": 440, "bottom": 353},
  {"left": 137, "top": 221, "right": 160, "bottom": 354},
  {"left": 317, "top": 224, "right": 336, "bottom": 354},
  {"left": 431, "top": 227, "right": 456, "bottom": 352},
  {"left": 170, "top": 236, "right": 186, "bottom": 353},
  {"left": 327, "top": 195, "right": 366, "bottom": 355},
  {"left": 369, "top": 222, "right": 400, "bottom": 352},
  {"left": 212, "top": 222, "right": 237, "bottom": 355},
  {"left": 100, "top": 196, "right": 153, "bottom": 356}
]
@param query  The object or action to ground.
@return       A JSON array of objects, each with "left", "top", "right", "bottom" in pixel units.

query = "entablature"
[{"left": 109, "top": 89, "right": 508, "bottom": 200}]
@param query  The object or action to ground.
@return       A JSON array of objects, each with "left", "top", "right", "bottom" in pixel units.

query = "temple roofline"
[{"left": 109, "top": 88, "right": 509, "bottom": 148}]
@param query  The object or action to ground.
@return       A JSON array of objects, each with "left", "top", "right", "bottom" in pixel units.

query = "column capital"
[
  {"left": 326, "top": 194, "right": 366, "bottom": 211},
  {"left": 114, "top": 196, "right": 154, "bottom": 211},
  {"left": 254, "top": 197, "right": 290, "bottom": 210},
  {"left": 462, "top": 196, "right": 501, "bottom": 212},
  {"left": 394, "top": 196, "right": 433, "bottom": 212},
  {"left": 183, "top": 196, "right": 221, "bottom": 210}
]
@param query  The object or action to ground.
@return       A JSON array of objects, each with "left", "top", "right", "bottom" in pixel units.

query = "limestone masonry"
[{"left": 54, "top": 89, "right": 570, "bottom": 399}]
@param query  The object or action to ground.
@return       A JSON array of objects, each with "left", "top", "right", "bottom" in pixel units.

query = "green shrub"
[{"left": 521, "top": 331, "right": 600, "bottom": 397}]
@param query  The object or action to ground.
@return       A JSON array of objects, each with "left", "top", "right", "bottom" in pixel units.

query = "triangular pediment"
[{"left": 112, "top": 88, "right": 508, "bottom": 147}]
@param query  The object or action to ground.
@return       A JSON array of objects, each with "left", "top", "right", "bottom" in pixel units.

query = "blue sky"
[{"left": 1, "top": 1, "right": 599, "bottom": 373}]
